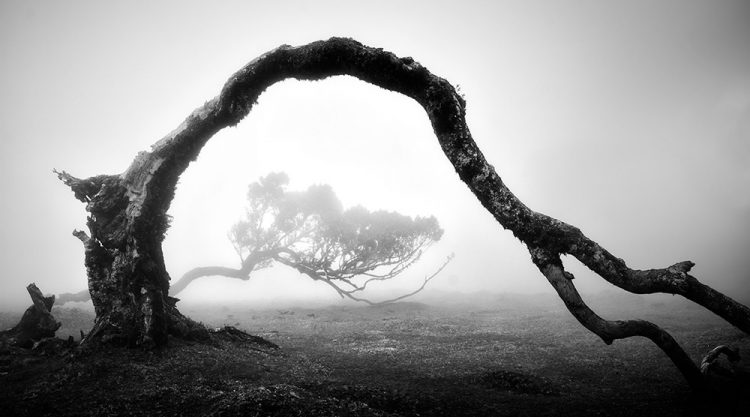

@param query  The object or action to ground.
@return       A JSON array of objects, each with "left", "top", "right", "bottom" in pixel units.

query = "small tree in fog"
[{"left": 170, "top": 172, "right": 449, "bottom": 303}]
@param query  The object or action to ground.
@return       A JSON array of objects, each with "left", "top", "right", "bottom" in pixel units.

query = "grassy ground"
[{"left": 1, "top": 293, "right": 749, "bottom": 416}]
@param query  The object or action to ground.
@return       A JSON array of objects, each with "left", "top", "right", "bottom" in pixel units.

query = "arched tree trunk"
[{"left": 58, "top": 38, "right": 748, "bottom": 390}]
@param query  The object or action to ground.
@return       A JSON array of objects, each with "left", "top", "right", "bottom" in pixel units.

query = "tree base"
[{"left": 81, "top": 297, "right": 210, "bottom": 347}]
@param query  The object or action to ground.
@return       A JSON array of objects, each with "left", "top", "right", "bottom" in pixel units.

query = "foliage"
[{"left": 189, "top": 172, "right": 446, "bottom": 303}]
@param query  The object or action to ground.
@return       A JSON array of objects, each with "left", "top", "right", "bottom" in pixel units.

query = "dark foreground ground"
[{"left": 1, "top": 292, "right": 749, "bottom": 416}]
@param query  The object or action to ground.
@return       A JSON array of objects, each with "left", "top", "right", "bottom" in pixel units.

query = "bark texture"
[
  {"left": 57, "top": 38, "right": 748, "bottom": 389},
  {"left": 0, "top": 284, "right": 61, "bottom": 348}
]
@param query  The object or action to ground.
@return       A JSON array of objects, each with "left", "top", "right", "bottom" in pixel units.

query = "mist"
[{"left": 1, "top": 0, "right": 748, "bottom": 312}]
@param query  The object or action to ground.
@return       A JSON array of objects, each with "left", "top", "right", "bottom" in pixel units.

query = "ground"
[{"left": 1, "top": 292, "right": 749, "bottom": 416}]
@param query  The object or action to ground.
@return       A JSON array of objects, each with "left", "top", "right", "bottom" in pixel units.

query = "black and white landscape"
[{"left": 1, "top": 1, "right": 749, "bottom": 416}]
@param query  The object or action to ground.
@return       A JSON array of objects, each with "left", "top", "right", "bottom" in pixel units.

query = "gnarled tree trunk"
[{"left": 58, "top": 38, "right": 748, "bottom": 390}]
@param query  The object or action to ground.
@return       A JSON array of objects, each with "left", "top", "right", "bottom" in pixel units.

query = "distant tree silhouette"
[{"left": 170, "top": 172, "right": 448, "bottom": 303}]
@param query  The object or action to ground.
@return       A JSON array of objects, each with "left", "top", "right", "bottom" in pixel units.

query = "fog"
[{"left": 1, "top": 0, "right": 748, "bottom": 311}]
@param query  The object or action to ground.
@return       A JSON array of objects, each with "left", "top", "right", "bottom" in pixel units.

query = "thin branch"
[
  {"left": 275, "top": 253, "right": 452, "bottom": 306},
  {"left": 347, "top": 253, "right": 453, "bottom": 306}
]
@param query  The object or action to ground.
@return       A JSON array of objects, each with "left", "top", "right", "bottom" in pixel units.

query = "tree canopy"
[{"left": 170, "top": 172, "right": 447, "bottom": 303}]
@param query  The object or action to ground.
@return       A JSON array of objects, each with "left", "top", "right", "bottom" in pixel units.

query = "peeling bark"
[{"left": 57, "top": 37, "right": 748, "bottom": 390}]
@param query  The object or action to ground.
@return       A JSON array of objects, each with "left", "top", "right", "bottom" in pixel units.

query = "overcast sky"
[{"left": 1, "top": 0, "right": 748, "bottom": 309}]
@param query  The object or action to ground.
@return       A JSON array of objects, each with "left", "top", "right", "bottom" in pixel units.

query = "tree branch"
[
  {"left": 56, "top": 230, "right": 94, "bottom": 305},
  {"left": 275, "top": 253, "right": 452, "bottom": 306},
  {"left": 553, "top": 227, "right": 750, "bottom": 334},
  {"left": 346, "top": 253, "right": 453, "bottom": 306},
  {"left": 169, "top": 249, "right": 281, "bottom": 296},
  {"left": 529, "top": 247, "right": 707, "bottom": 392},
  {"left": 169, "top": 266, "right": 252, "bottom": 296}
]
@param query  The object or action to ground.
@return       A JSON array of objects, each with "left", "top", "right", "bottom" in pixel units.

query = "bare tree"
[{"left": 57, "top": 38, "right": 748, "bottom": 391}]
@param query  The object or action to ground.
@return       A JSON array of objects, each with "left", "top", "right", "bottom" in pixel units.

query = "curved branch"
[
  {"left": 350, "top": 253, "right": 453, "bottom": 306},
  {"left": 558, "top": 228, "right": 750, "bottom": 334},
  {"left": 169, "top": 266, "right": 252, "bottom": 296},
  {"left": 529, "top": 247, "right": 707, "bottom": 392},
  {"left": 170, "top": 249, "right": 280, "bottom": 295}
]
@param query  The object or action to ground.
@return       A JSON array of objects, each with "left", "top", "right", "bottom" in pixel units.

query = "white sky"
[{"left": 1, "top": 0, "right": 748, "bottom": 309}]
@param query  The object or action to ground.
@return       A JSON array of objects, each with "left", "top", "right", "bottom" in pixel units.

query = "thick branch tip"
[{"left": 669, "top": 261, "right": 695, "bottom": 274}]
